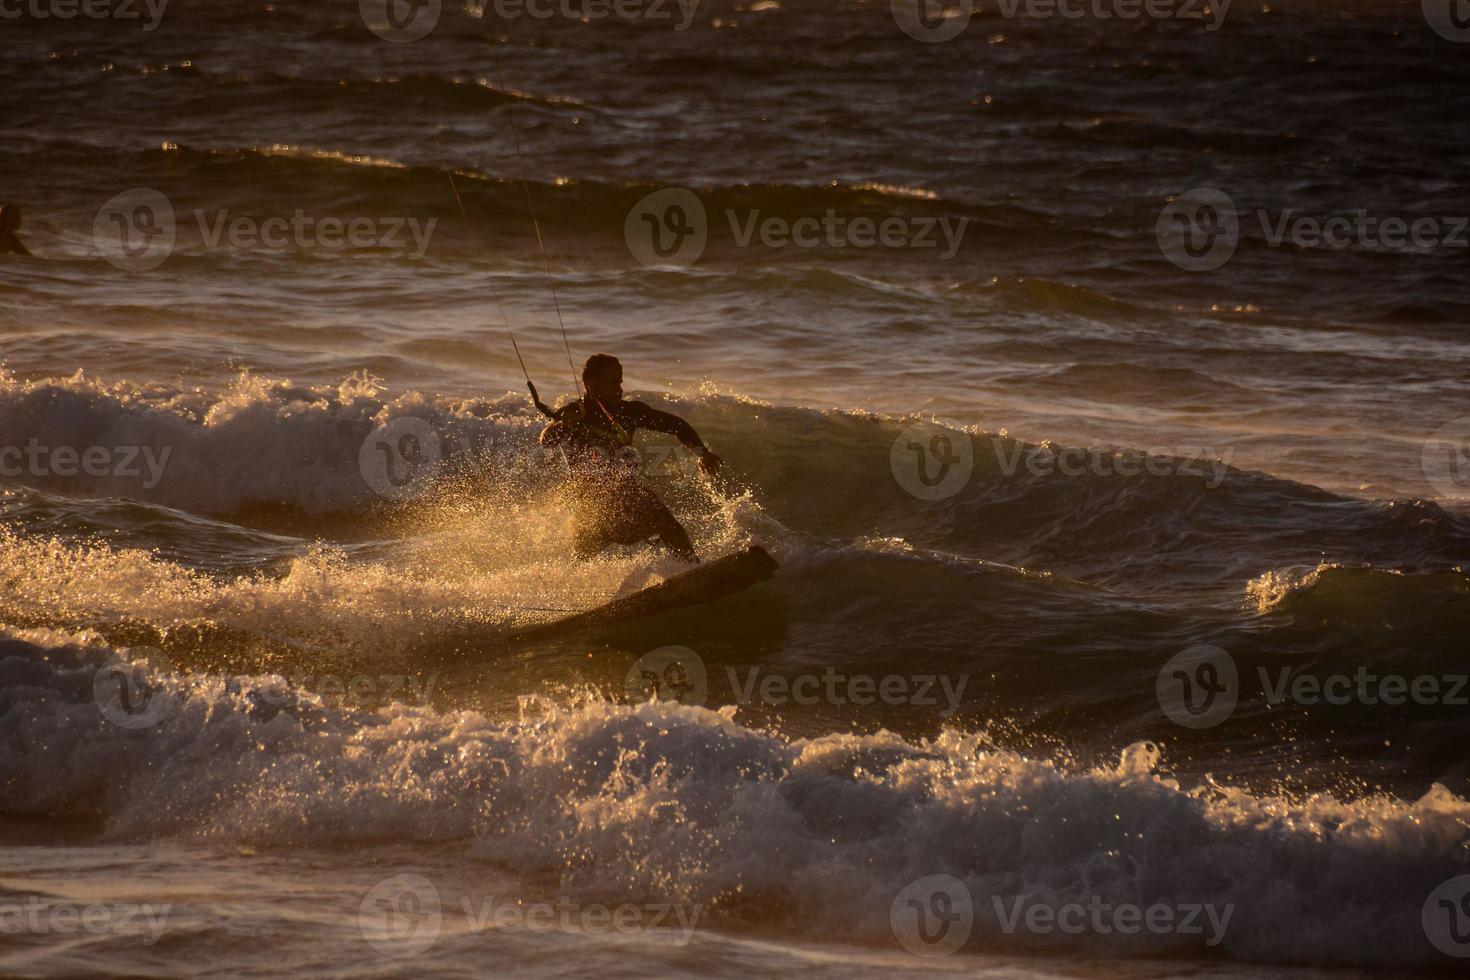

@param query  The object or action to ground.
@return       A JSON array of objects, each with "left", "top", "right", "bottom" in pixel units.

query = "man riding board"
[{"left": 539, "top": 354, "right": 721, "bottom": 562}]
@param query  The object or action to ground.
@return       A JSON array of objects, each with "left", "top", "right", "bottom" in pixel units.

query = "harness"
[{"left": 579, "top": 397, "right": 634, "bottom": 448}]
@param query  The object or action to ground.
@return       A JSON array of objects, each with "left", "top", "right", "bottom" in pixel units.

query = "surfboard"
[{"left": 515, "top": 545, "right": 778, "bottom": 640}]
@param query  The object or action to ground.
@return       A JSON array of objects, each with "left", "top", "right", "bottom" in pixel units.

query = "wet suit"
[
  {"left": 540, "top": 396, "right": 708, "bottom": 561},
  {"left": 0, "top": 204, "right": 30, "bottom": 256},
  {"left": 0, "top": 228, "right": 29, "bottom": 256}
]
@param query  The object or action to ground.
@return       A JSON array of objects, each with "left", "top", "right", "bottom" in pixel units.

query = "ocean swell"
[{"left": 1, "top": 628, "right": 1467, "bottom": 969}]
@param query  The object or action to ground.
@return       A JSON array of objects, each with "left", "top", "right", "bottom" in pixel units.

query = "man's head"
[
  {"left": 0, "top": 204, "right": 19, "bottom": 234},
  {"left": 582, "top": 353, "right": 622, "bottom": 403}
]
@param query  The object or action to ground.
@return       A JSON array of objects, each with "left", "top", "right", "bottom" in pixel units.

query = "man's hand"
[{"left": 698, "top": 450, "right": 723, "bottom": 478}]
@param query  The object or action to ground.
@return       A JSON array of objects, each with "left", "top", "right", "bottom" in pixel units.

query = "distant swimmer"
[
  {"left": 539, "top": 354, "right": 722, "bottom": 562},
  {"left": 0, "top": 204, "right": 31, "bottom": 256}
]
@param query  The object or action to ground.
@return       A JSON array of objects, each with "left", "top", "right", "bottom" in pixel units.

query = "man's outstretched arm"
[{"left": 626, "top": 401, "right": 723, "bottom": 475}]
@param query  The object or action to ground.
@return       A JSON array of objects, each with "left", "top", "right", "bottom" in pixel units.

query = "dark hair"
[{"left": 582, "top": 353, "right": 620, "bottom": 387}]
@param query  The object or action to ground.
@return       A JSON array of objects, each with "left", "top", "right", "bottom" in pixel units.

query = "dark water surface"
[{"left": 1, "top": 1, "right": 1468, "bottom": 975}]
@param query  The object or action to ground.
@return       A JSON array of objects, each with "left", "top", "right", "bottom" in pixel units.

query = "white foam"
[{"left": 0, "top": 368, "right": 544, "bottom": 515}]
